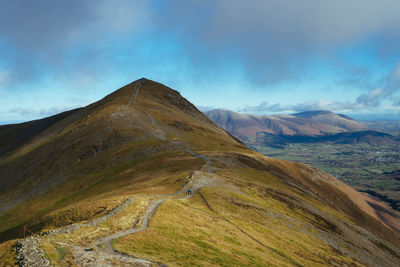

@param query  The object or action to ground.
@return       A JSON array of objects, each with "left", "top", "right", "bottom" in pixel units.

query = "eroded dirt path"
[
  {"left": 128, "top": 82, "right": 142, "bottom": 106},
  {"left": 145, "top": 112, "right": 166, "bottom": 141},
  {"left": 15, "top": 147, "right": 215, "bottom": 267}
]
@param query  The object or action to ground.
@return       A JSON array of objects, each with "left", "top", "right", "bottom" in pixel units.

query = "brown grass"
[{"left": 0, "top": 239, "right": 16, "bottom": 267}]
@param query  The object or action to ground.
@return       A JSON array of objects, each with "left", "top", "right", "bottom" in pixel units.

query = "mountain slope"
[
  {"left": 1, "top": 79, "right": 400, "bottom": 266},
  {"left": 205, "top": 109, "right": 367, "bottom": 140},
  {"left": 292, "top": 110, "right": 368, "bottom": 132},
  {"left": 0, "top": 108, "right": 83, "bottom": 158}
]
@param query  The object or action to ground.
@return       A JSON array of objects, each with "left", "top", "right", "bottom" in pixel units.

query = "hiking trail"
[{"left": 15, "top": 146, "right": 215, "bottom": 267}]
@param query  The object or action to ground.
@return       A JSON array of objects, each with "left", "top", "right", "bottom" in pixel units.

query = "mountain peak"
[
  {"left": 95, "top": 78, "right": 200, "bottom": 116},
  {"left": 124, "top": 77, "right": 157, "bottom": 88}
]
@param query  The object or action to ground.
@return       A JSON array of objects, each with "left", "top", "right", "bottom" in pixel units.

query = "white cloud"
[
  {"left": 4, "top": 106, "right": 79, "bottom": 118},
  {"left": 239, "top": 102, "right": 290, "bottom": 113},
  {"left": 238, "top": 61, "right": 400, "bottom": 114},
  {"left": 197, "top": 105, "right": 216, "bottom": 112},
  {"left": 238, "top": 88, "right": 397, "bottom": 114}
]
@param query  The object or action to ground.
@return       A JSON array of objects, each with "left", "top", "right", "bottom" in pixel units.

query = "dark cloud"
[
  {"left": 2, "top": 1, "right": 400, "bottom": 89},
  {"left": 157, "top": 0, "right": 400, "bottom": 85},
  {"left": 1, "top": 0, "right": 400, "bottom": 123},
  {"left": 0, "top": 0, "right": 150, "bottom": 50},
  {"left": 0, "top": 0, "right": 151, "bottom": 88}
]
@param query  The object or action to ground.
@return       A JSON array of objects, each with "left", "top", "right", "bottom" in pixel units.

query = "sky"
[{"left": 1, "top": 0, "right": 400, "bottom": 124}]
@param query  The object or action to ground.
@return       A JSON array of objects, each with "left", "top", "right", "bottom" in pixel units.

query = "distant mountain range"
[
  {"left": 205, "top": 109, "right": 368, "bottom": 138},
  {"left": 205, "top": 109, "right": 397, "bottom": 147}
]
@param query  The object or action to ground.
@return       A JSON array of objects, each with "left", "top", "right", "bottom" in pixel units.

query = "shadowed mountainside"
[
  {"left": 1, "top": 79, "right": 400, "bottom": 266},
  {"left": 253, "top": 130, "right": 396, "bottom": 148}
]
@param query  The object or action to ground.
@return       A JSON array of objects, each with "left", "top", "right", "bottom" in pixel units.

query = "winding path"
[
  {"left": 93, "top": 147, "right": 215, "bottom": 266},
  {"left": 145, "top": 112, "right": 166, "bottom": 141},
  {"left": 15, "top": 146, "right": 215, "bottom": 267}
]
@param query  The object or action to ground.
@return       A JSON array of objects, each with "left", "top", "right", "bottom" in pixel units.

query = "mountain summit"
[
  {"left": 0, "top": 78, "right": 237, "bottom": 215},
  {"left": 1, "top": 79, "right": 400, "bottom": 266}
]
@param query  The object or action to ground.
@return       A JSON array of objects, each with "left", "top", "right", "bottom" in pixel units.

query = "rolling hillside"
[{"left": 1, "top": 79, "right": 400, "bottom": 266}]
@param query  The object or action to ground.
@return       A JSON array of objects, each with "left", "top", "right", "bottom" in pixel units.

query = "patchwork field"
[{"left": 254, "top": 138, "right": 400, "bottom": 211}]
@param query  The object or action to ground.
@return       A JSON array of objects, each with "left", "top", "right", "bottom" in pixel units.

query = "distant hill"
[
  {"left": 364, "top": 120, "right": 400, "bottom": 135},
  {"left": 205, "top": 109, "right": 368, "bottom": 140},
  {"left": 204, "top": 109, "right": 400, "bottom": 148}
]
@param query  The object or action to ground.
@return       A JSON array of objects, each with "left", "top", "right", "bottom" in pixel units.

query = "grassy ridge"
[
  {"left": 113, "top": 164, "right": 363, "bottom": 266},
  {"left": 0, "top": 150, "right": 203, "bottom": 242}
]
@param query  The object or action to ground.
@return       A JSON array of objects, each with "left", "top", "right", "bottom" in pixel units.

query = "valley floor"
[{"left": 255, "top": 141, "right": 400, "bottom": 211}]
